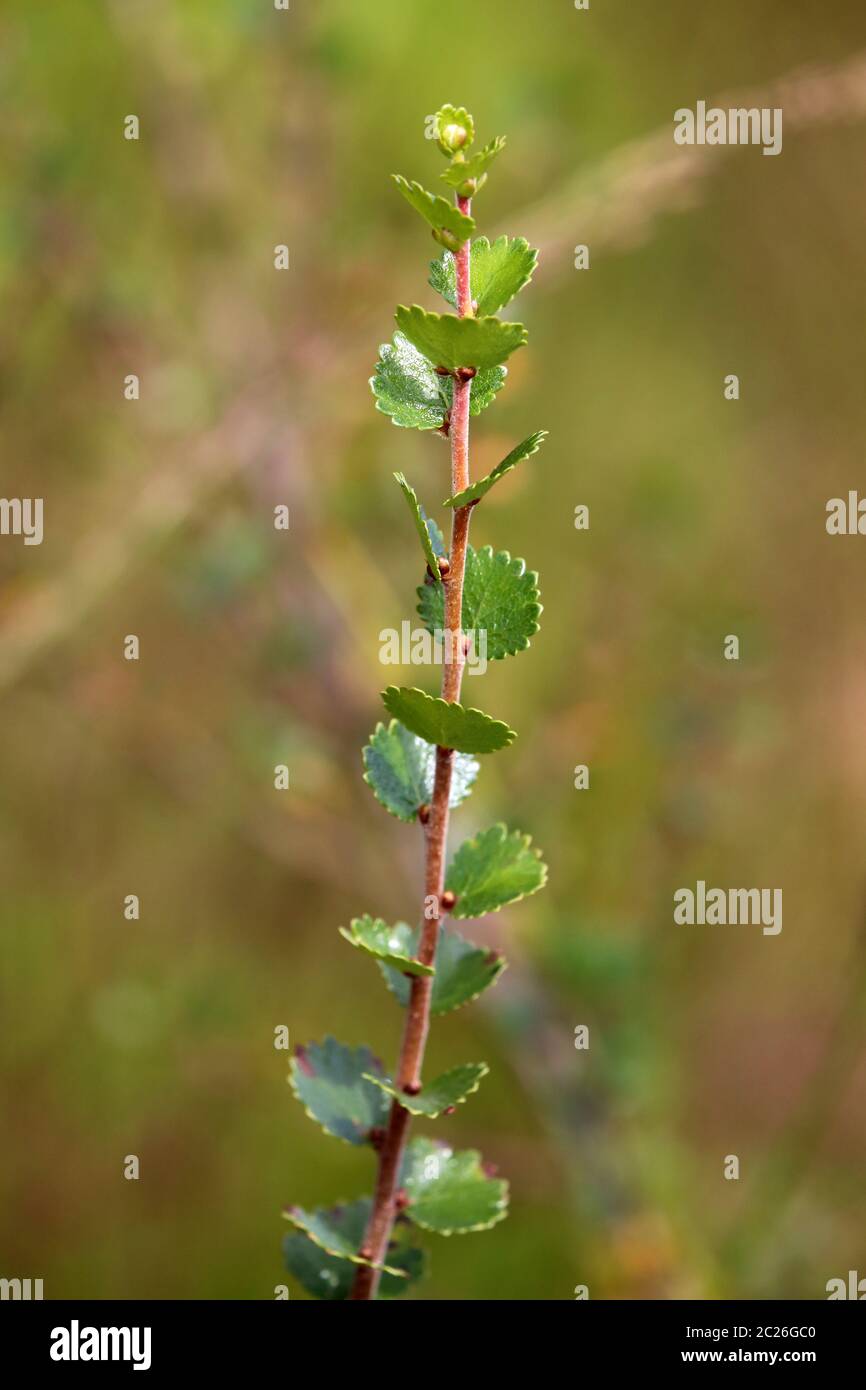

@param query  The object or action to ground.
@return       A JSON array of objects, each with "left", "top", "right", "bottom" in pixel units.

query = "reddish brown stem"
[{"left": 350, "top": 197, "right": 475, "bottom": 1300}]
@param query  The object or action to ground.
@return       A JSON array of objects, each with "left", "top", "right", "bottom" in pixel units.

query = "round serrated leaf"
[
  {"left": 417, "top": 546, "right": 541, "bottom": 661},
  {"left": 381, "top": 686, "right": 516, "bottom": 755},
  {"left": 289, "top": 1038, "right": 389, "bottom": 1145},
  {"left": 380, "top": 925, "right": 506, "bottom": 1016},
  {"left": 284, "top": 1201, "right": 405, "bottom": 1277},
  {"left": 362, "top": 720, "right": 479, "bottom": 823},
  {"left": 339, "top": 914, "right": 434, "bottom": 976},
  {"left": 429, "top": 235, "right": 537, "bottom": 316},
  {"left": 283, "top": 1199, "right": 425, "bottom": 1300},
  {"left": 371, "top": 332, "right": 448, "bottom": 431},
  {"left": 401, "top": 1137, "right": 509, "bottom": 1235},
  {"left": 395, "top": 305, "right": 527, "bottom": 373},
  {"left": 446, "top": 823, "right": 547, "bottom": 919},
  {"left": 364, "top": 1062, "right": 488, "bottom": 1118}
]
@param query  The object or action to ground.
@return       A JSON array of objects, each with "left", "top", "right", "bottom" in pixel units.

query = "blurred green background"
[{"left": 2, "top": 0, "right": 866, "bottom": 1300}]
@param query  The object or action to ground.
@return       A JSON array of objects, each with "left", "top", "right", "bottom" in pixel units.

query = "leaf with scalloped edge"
[
  {"left": 364, "top": 1062, "right": 488, "bottom": 1118},
  {"left": 289, "top": 1038, "right": 389, "bottom": 1145},
  {"left": 440, "top": 136, "right": 506, "bottom": 190},
  {"left": 395, "top": 305, "right": 527, "bottom": 373},
  {"left": 339, "top": 914, "right": 434, "bottom": 977},
  {"left": 379, "top": 924, "right": 506, "bottom": 1016},
  {"left": 363, "top": 721, "right": 479, "bottom": 823},
  {"left": 445, "top": 823, "right": 547, "bottom": 919},
  {"left": 417, "top": 545, "right": 541, "bottom": 661},
  {"left": 394, "top": 472, "right": 442, "bottom": 578},
  {"left": 371, "top": 333, "right": 506, "bottom": 430},
  {"left": 371, "top": 331, "right": 447, "bottom": 431},
  {"left": 401, "top": 1137, "right": 509, "bottom": 1235},
  {"left": 381, "top": 686, "right": 516, "bottom": 755},
  {"left": 445, "top": 430, "right": 548, "bottom": 508},
  {"left": 392, "top": 176, "right": 475, "bottom": 247},
  {"left": 283, "top": 1199, "right": 424, "bottom": 1299},
  {"left": 429, "top": 236, "right": 538, "bottom": 317},
  {"left": 283, "top": 1202, "right": 404, "bottom": 1276}
]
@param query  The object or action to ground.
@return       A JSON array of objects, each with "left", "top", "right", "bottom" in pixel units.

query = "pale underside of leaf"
[
  {"left": 339, "top": 914, "right": 434, "bottom": 976},
  {"left": 445, "top": 429, "right": 548, "bottom": 508},
  {"left": 370, "top": 331, "right": 507, "bottom": 431},
  {"left": 445, "top": 822, "right": 548, "bottom": 919},
  {"left": 381, "top": 685, "right": 516, "bottom": 755},
  {"left": 363, "top": 720, "right": 479, "bottom": 822},
  {"left": 363, "top": 1062, "right": 489, "bottom": 1118}
]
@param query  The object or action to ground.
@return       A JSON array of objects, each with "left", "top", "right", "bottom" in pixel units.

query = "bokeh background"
[{"left": 2, "top": 0, "right": 866, "bottom": 1300}]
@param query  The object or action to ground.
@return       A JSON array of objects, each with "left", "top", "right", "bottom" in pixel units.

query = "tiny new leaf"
[
  {"left": 401, "top": 1137, "right": 509, "bottom": 1235},
  {"left": 395, "top": 305, "right": 527, "bottom": 373},
  {"left": 283, "top": 1199, "right": 424, "bottom": 1300},
  {"left": 364, "top": 1062, "right": 489, "bottom": 1118},
  {"left": 363, "top": 720, "right": 479, "bottom": 822},
  {"left": 429, "top": 235, "right": 538, "bottom": 317},
  {"left": 445, "top": 823, "right": 548, "bottom": 919},
  {"left": 417, "top": 545, "right": 541, "bottom": 661},
  {"left": 445, "top": 430, "right": 548, "bottom": 508},
  {"left": 339, "top": 915, "right": 434, "bottom": 977},
  {"left": 435, "top": 104, "right": 475, "bottom": 155},
  {"left": 392, "top": 176, "right": 475, "bottom": 247},
  {"left": 440, "top": 136, "right": 507, "bottom": 189},
  {"left": 289, "top": 1038, "right": 390, "bottom": 1145},
  {"left": 380, "top": 924, "right": 506, "bottom": 1016},
  {"left": 284, "top": 1202, "right": 405, "bottom": 1276},
  {"left": 394, "top": 472, "right": 442, "bottom": 579},
  {"left": 381, "top": 686, "right": 516, "bottom": 754}
]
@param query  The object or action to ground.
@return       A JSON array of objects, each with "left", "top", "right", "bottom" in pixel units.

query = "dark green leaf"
[
  {"left": 362, "top": 720, "right": 479, "bottom": 822},
  {"left": 289, "top": 1038, "right": 389, "bottom": 1145},
  {"left": 364, "top": 1062, "right": 488, "bottom": 1118},
  {"left": 380, "top": 925, "right": 506, "bottom": 1015},
  {"left": 395, "top": 305, "right": 527, "bottom": 372},
  {"left": 381, "top": 686, "right": 516, "bottom": 754},
  {"left": 394, "top": 472, "right": 442, "bottom": 579},
  {"left": 283, "top": 1201, "right": 405, "bottom": 1276},
  {"left": 439, "top": 136, "right": 506, "bottom": 189},
  {"left": 445, "top": 430, "right": 548, "bottom": 508},
  {"left": 401, "top": 1138, "right": 509, "bottom": 1235},
  {"left": 392, "top": 176, "right": 475, "bottom": 247},
  {"left": 429, "top": 236, "right": 538, "bottom": 316},
  {"left": 339, "top": 914, "right": 434, "bottom": 976},
  {"left": 446, "top": 823, "right": 548, "bottom": 919},
  {"left": 283, "top": 1200, "right": 424, "bottom": 1299},
  {"left": 417, "top": 545, "right": 541, "bottom": 661}
]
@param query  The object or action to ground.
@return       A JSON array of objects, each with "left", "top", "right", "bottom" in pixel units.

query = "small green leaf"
[
  {"left": 380, "top": 925, "right": 506, "bottom": 1016},
  {"left": 429, "top": 236, "right": 538, "bottom": 316},
  {"left": 339, "top": 914, "right": 434, "bottom": 976},
  {"left": 446, "top": 823, "right": 548, "bottom": 919},
  {"left": 435, "top": 104, "right": 474, "bottom": 155},
  {"left": 445, "top": 430, "right": 548, "bottom": 508},
  {"left": 392, "top": 176, "right": 475, "bottom": 246},
  {"left": 364, "top": 1062, "right": 489, "bottom": 1118},
  {"left": 417, "top": 545, "right": 541, "bottom": 661},
  {"left": 289, "top": 1038, "right": 389, "bottom": 1145},
  {"left": 283, "top": 1202, "right": 404, "bottom": 1276},
  {"left": 440, "top": 136, "right": 506, "bottom": 189},
  {"left": 283, "top": 1199, "right": 424, "bottom": 1299},
  {"left": 394, "top": 472, "right": 442, "bottom": 578},
  {"left": 371, "top": 331, "right": 447, "bottom": 431},
  {"left": 395, "top": 305, "right": 527, "bottom": 372},
  {"left": 371, "top": 333, "right": 506, "bottom": 430},
  {"left": 401, "top": 1138, "right": 509, "bottom": 1235},
  {"left": 381, "top": 686, "right": 516, "bottom": 755},
  {"left": 423, "top": 510, "right": 447, "bottom": 558},
  {"left": 363, "top": 720, "right": 479, "bottom": 822}
]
